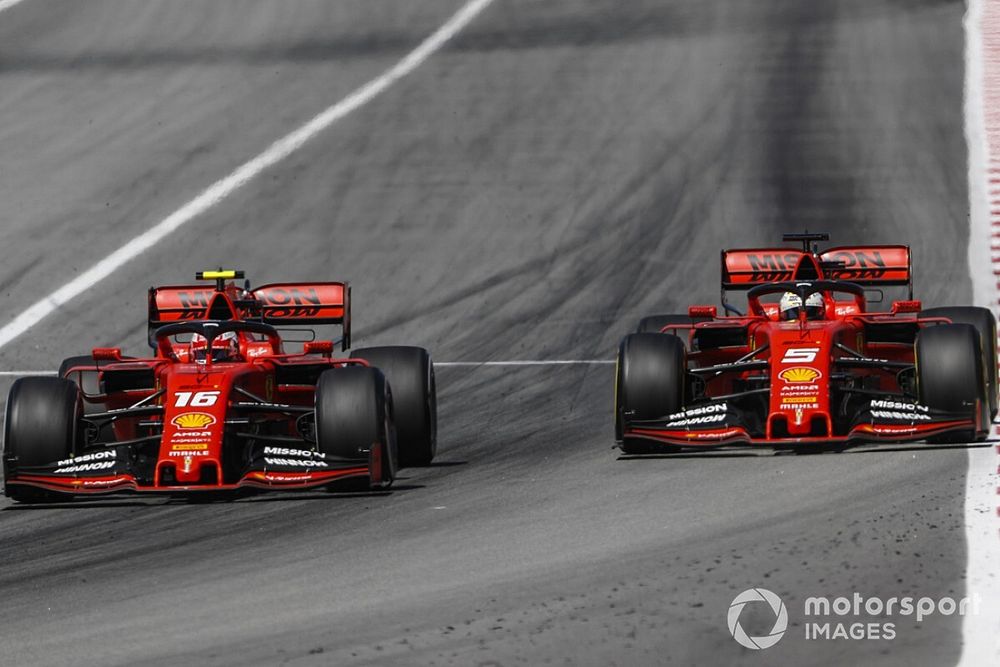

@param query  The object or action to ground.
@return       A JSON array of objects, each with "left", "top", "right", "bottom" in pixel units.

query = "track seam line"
[
  {"left": 0, "top": 371, "right": 56, "bottom": 376},
  {"left": 434, "top": 360, "right": 614, "bottom": 367},
  {"left": 0, "top": 0, "right": 496, "bottom": 352}
]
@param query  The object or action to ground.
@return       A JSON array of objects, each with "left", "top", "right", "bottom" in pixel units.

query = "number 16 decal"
[{"left": 174, "top": 390, "right": 220, "bottom": 407}]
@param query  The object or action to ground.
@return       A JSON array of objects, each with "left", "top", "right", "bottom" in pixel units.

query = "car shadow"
[
  {"left": 617, "top": 449, "right": 767, "bottom": 460},
  {"left": 425, "top": 460, "right": 468, "bottom": 467},
  {"left": 234, "top": 483, "right": 427, "bottom": 503},
  {"left": 1, "top": 483, "right": 429, "bottom": 508},
  {"left": 3, "top": 499, "right": 166, "bottom": 510},
  {"left": 845, "top": 441, "right": 993, "bottom": 455}
]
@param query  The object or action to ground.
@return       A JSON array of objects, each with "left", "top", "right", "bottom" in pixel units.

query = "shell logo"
[
  {"left": 172, "top": 412, "right": 216, "bottom": 429},
  {"left": 779, "top": 367, "right": 822, "bottom": 383}
]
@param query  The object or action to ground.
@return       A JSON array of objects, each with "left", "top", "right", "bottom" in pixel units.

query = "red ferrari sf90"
[
  {"left": 615, "top": 233, "right": 997, "bottom": 452},
  {"left": 3, "top": 270, "right": 436, "bottom": 502}
]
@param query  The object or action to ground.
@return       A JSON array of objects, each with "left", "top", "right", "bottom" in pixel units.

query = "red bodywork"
[
  {"left": 620, "top": 243, "right": 987, "bottom": 448},
  {"left": 7, "top": 277, "right": 386, "bottom": 496}
]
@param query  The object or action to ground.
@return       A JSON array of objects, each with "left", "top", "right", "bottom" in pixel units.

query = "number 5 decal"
[
  {"left": 174, "top": 390, "right": 221, "bottom": 407},
  {"left": 781, "top": 347, "right": 820, "bottom": 363}
]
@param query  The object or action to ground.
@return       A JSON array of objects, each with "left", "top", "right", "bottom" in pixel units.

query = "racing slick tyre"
[
  {"left": 315, "top": 367, "right": 396, "bottom": 487},
  {"left": 919, "top": 307, "right": 998, "bottom": 419},
  {"left": 916, "top": 323, "right": 989, "bottom": 442},
  {"left": 351, "top": 346, "right": 436, "bottom": 467},
  {"left": 4, "top": 377, "right": 81, "bottom": 503},
  {"left": 615, "top": 333, "right": 685, "bottom": 454}
]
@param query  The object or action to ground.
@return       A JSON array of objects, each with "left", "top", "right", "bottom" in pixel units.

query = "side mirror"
[
  {"left": 92, "top": 347, "right": 123, "bottom": 362},
  {"left": 892, "top": 300, "right": 922, "bottom": 314},
  {"left": 303, "top": 341, "right": 334, "bottom": 357}
]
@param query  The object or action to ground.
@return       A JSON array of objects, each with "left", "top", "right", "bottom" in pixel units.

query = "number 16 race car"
[
  {"left": 615, "top": 233, "right": 998, "bottom": 453},
  {"left": 3, "top": 270, "right": 437, "bottom": 502}
]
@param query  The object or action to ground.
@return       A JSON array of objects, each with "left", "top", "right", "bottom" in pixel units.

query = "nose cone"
[
  {"left": 768, "top": 324, "right": 831, "bottom": 438},
  {"left": 157, "top": 367, "right": 230, "bottom": 485}
]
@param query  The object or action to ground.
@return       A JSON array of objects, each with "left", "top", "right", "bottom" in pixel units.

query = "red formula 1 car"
[
  {"left": 614, "top": 233, "right": 998, "bottom": 452},
  {"left": 3, "top": 271, "right": 437, "bottom": 502}
]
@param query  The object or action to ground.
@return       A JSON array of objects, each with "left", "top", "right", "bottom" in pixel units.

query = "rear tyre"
[
  {"left": 315, "top": 367, "right": 396, "bottom": 488},
  {"left": 4, "top": 377, "right": 81, "bottom": 503},
  {"left": 351, "top": 346, "right": 436, "bottom": 467},
  {"left": 919, "top": 307, "right": 998, "bottom": 419},
  {"left": 916, "top": 324, "right": 989, "bottom": 442},
  {"left": 615, "top": 333, "right": 685, "bottom": 454}
]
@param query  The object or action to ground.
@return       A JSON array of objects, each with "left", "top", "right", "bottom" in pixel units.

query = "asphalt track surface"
[{"left": 0, "top": 1, "right": 978, "bottom": 665}]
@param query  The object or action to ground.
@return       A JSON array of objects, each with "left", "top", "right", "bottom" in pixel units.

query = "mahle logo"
[{"left": 728, "top": 588, "right": 788, "bottom": 650}]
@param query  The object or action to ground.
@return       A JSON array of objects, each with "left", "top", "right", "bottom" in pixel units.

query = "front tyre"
[
  {"left": 615, "top": 333, "right": 685, "bottom": 454},
  {"left": 919, "top": 306, "right": 998, "bottom": 419},
  {"left": 315, "top": 367, "right": 396, "bottom": 488},
  {"left": 4, "top": 377, "right": 81, "bottom": 503},
  {"left": 916, "top": 323, "right": 989, "bottom": 442}
]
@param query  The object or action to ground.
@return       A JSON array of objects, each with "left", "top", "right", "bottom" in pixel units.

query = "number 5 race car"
[
  {"left": 614, "top": 233, "right": 998, "bottom": 453},
  {"left": 3, "top": 271, "right": 437, "bottom": 502}
]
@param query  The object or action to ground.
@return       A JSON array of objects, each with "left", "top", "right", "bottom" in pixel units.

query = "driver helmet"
[
  {"left": 779, "top": 291, "right": 825, "bottom": 321},
  {"left": 190, "top": 330, "right": 240, "bottom": 362}
]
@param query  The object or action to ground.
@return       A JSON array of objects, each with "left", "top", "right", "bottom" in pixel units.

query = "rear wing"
[
  {"left": 721, "top": 245, "right": 911, "bottom": 291},
  {"left": 148, "top": 281, "right": 352, "bottom": 350}
]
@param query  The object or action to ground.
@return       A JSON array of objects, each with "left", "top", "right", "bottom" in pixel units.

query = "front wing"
[
  {"left": 4, "top": 442, "right": 385, "bottom": 497},
  {"left": 622, "top": 399, "right": 980, "bottom": 448}
]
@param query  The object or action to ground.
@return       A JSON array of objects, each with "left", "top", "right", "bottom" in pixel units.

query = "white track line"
[
  {"left": 0, "top": 0, "right": 29, "bottom": 13},
  {"left": 0, "top": 371, "right": 56, "bottom": 376},
  {"left": 435, "top": 360, "right": 614, "bottom": 367},
  {"left": 960, "top": 1, "right": 1000, "bottom": 664},
  {"left": 0, "top": 0, "right": 496, "bottom": 352}
]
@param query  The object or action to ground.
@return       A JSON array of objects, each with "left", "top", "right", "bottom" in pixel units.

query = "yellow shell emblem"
[
  {"left": 779, "top": 367, "right": 821, "bottom": 383},
  {"left": 172, "top": 412, "right": 216, "bottom": 429}
]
